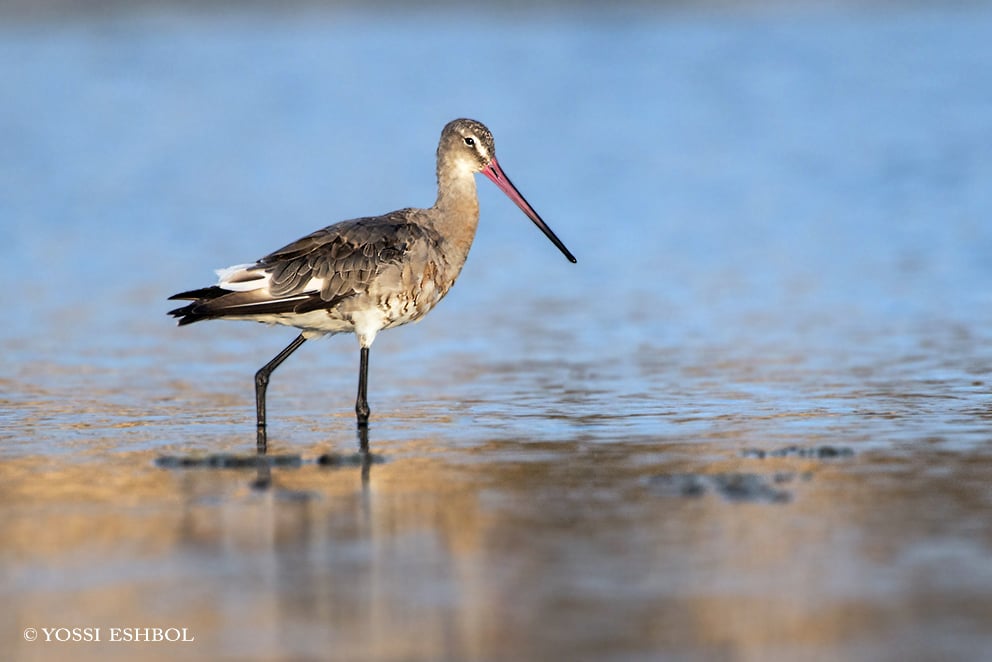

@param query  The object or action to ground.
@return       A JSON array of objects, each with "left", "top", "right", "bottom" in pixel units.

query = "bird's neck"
[{"left": 432, "top": 164, "right": 481, "bottom": 264}]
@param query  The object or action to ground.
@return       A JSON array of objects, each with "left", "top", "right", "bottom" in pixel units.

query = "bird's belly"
[
  {"left": 375, "top": 288, "right": 446, "bottom": 330},
  {"left": 246, "top": 311, "right": 356, "bottom": 337},
  {"left": 246, "top": 285, "right": 447, "bottom": 343}
]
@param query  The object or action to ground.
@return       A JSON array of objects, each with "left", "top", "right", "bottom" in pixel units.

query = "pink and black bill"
[{"left": 482, "top": 158, "right": 577, "bottom": 264}]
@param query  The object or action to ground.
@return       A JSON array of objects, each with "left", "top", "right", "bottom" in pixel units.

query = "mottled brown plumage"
[{"left": 168, "top": 118, "right": 575, "bottom": 439}]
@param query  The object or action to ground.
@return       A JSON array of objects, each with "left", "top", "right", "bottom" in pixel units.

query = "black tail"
[
  {"left": 168, "top": 285, "right": 350, "bottom": 326},
  {"left": 167, "top": 286, "right": 231, "bottom": 326}
]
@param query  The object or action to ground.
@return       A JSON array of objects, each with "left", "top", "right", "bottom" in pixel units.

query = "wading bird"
[{"left": 169, "top": 118, "right": 575, "bottom": 446}]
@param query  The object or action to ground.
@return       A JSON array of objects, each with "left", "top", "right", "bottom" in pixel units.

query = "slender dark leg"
[
  {"left": 356, "top": 346, "right": 371, "bottom": 427},
  {"left": 255, "top": 333, "right": 307, "bottom": 450}
]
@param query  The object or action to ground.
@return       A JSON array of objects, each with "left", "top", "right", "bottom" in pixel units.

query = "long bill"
[{"left": 482, "top": 157, "right": 577, "bottom": 264}]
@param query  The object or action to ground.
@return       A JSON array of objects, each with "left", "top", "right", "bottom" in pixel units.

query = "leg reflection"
[
  {"left": 252, "top": 443, "right": 272, "bottom": 491},
  {"left": 316, "top": 423, "right": 381, "bottom": 486},
  {"left": 358, "top": 423, "right": 371, "bottom": 485},
  {"left": 244, "top": 423, "right": 380, "bottom": 492}
]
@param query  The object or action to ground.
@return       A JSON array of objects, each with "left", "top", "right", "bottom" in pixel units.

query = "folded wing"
[{"left": 168, "top": 211, "right": 438, "bottom": 326}]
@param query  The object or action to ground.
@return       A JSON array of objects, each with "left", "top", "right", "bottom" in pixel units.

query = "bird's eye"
[{"left": 463, "top": 137, "right": 475, "bottom": 146}]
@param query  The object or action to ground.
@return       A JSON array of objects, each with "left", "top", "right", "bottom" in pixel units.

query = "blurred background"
[{"left": 2, "top": 1, "right": 992, "bottom": 660}]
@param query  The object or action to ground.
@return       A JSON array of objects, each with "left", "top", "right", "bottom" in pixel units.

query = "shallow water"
[{"left": 3, "top": 3, "right": 992, "bottom": 660}]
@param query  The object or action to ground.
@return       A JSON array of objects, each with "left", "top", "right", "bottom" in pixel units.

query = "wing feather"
[
  {"left": 256, "top": 211, "right": 438, "bottom": 300},
  {"left": 168, "top": 210, "right": 442, "bottom": 326}
]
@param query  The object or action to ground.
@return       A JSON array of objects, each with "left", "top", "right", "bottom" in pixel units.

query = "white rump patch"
[
  {"left": 215, "top": 262, "right": 326, "bottom": 297},
  {"left": 215, "top": 264, "right": 270, "bottom": 292}
]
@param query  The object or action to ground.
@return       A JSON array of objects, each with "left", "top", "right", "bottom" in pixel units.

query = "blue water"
[{"left": 2, "top": 4, "right": 992, "bottom": 660}]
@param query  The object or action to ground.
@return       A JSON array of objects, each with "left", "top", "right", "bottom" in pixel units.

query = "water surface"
[{"left": 2, "top": 4, "right": 992, "bottom": 660}]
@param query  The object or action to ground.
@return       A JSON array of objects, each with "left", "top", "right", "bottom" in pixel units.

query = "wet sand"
[{"left": 4, "top": 415, "right": 992, "bottom": 660}]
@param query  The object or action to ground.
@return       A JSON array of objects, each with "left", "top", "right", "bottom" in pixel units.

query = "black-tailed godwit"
[{"left": 169, "top": 118, "right": 575, "bottom": 444}]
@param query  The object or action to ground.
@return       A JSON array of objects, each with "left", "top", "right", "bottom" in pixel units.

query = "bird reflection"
[
  {"left": 252, "top": 450, "right": 273, "bottom": 491},
  {"left": 252, "top": 424, "right": 375, "bottom": 491},
  {"left": 157, "top": 426, "right": 377, "bottom": 491}
]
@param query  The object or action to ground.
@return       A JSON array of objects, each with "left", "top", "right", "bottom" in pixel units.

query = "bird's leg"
[
  {"left": 255, "top": 333, "right": 307, "bottom": 450},
  {"left": 356, "top": 346, "right": 371, "bottom": 427}
]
